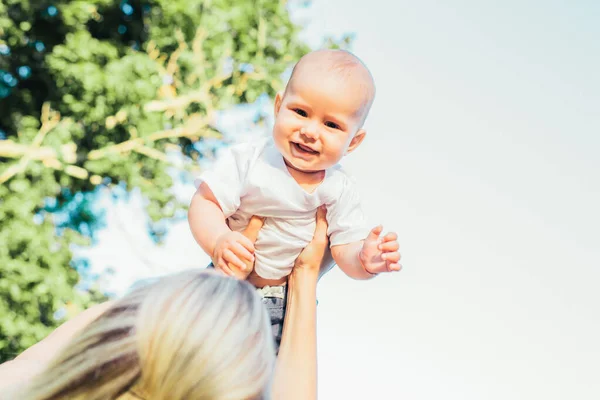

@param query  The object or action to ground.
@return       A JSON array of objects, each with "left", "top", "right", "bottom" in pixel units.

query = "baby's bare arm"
[
  {"left": 331, "top": 241, "right": 376, "bottom": 280},
  {"left": 188, "top": 183, "right": 256, "bottom": 276},
  {"left": 333, "top": 225, "right": 402, "bottom": 279},
  {"left": 188, "top": 182, "right": 231, "bottom": 256}
]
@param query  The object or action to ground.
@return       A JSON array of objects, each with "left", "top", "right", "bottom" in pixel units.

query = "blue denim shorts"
[{"left": 207, "top": 263, "right": 287, "bottom": 354}]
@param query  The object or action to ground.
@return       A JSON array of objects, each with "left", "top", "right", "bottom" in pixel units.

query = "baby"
[{"left": 188, "top": 49, "right": 401, "bottom": 348}]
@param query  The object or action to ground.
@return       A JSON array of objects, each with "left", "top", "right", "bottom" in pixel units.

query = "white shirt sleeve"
[
  {"left": 194, "top": 142, "right": 255, "bottom": 218},
  {"left": 326, "top": 177, "right": 370, "bottom": 246}
]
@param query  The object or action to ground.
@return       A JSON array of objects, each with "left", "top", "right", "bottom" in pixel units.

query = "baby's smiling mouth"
[{"left": 291, "top": 142, "right": 319, "bottom": 155}]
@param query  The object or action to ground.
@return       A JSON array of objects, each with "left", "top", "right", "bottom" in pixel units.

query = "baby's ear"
[
  {"left": 346, "top": 129, "right": 366, "bottom": 155},
  {"left": 274, "top": 92, "right": 284, "bottom": 116}
]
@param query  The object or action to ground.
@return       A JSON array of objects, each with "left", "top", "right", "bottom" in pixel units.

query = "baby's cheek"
[{"left": 322, "top": 145, "right": 346, "bottom": 166}]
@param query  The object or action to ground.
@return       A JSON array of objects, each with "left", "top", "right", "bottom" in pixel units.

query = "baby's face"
[{"left": 272, "top": 69, "right": 369, "bottom": 173}]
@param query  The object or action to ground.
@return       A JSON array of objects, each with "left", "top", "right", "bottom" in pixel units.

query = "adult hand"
[{"left": 293, "top": 206, "right": 329, "bottom": 276}]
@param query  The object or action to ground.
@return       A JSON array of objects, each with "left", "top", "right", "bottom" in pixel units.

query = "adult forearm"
[
  {"left": 0, "top": 359, "right": 45, "bottom": 391},
  {"left": 0, "top": 301, "right": 115, "bottom": 390},
  {"left": 272, "top": 269, "right": 319, "bottom": 400},
  {"left": 188, "top": 192, "right": 230, "bottom": 256}
]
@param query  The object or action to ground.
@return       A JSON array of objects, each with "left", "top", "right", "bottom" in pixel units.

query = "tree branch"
[
  {"left": 0, "top": 104, "right": 60, "bottom": 184},
  {"left": 0, "top": 27, "right": 262, "bottom": 185}
]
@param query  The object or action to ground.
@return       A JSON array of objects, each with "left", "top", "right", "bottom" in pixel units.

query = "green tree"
[{"left": 0, "top": 0, "right": 313, "bottom": 362}]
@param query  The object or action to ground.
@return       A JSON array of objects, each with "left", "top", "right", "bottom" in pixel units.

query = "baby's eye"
[
  {"left": 293, "top": 108, "right": 307, "bottom": 117},
  {"left": 325, "top": 121, "right": 341, "bottom": 130}
]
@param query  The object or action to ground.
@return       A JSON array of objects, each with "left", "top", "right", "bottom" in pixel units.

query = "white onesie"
[{"left": 195, "top": 137, "right": 369, "bottom": 279}]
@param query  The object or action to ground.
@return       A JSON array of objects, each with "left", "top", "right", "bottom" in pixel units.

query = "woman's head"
[{"left": 16, "top": 269, "right": 274, "bottom": 400}]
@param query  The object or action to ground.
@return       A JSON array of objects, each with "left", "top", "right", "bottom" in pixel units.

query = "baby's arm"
[
  {"left": 331, "top": 241, "right": 372, "bottom": 279},
  {"left": 332, "top": 225, "right": 401, "bottom": 279},
  {"left": 189, "top": 182, "right": 230, "bottom": 256},
  {"left": 188, "top": 182, "right": 255, "bottom": 277}
]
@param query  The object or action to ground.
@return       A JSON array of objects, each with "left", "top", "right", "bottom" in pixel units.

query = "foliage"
[{"left": 0, "top": 0, "right": 312, "bottom": 362}]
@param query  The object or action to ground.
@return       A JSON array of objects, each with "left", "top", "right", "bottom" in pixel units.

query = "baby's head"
[{"left": 273, "top": 49, "right": 375, "bottom": 173}]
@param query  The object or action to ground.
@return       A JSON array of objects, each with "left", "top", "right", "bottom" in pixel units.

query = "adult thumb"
[{"left": 242, "top": 215, "right": 265, "bottom": 242}]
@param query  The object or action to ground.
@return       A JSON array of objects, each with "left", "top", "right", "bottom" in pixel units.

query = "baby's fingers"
[
  {"left": 378, "top": 240, "right": 399, "bottom": 252},
  {"left": 216, "top": 260, "right": 235, "bottom": 277},
  {"left": 231, "top": 242, "right": 255, "bottom": 265},
  {"left": 381, "top": 251, "right": 401, "bottom": 264},
  {"left": 366, "top": 225, "right": 383, "bottom": 243},
  {"left": 236, "top": 233, "right": 256, "bottom": 253},
  {"left": 223, "top": 249, "right": 246, "bottom": 271},
  {"left": 381, "top": 232, "right": 397, "bottom": 242},
  {"left": 388, "top": 263, "right": 402, "bottom": 272}
]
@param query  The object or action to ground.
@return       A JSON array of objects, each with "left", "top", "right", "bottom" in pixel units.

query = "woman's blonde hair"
[{"left": 14, "top": 269, "right": 274, "bottom": 400}]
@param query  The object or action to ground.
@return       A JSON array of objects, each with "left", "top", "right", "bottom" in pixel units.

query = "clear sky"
[
  {"left": 80, "top": 1, "right": 600, "bottom": 398},
  {"left": 301, "top": 1, "right": 599, "bottom": 399}
]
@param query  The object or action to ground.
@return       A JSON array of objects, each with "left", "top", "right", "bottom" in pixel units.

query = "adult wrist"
[
  {"left": 287, "top": 271, "right": 318, "bottom": 308},
  {"left": 290, "top": 267, "right": 319, "bottom": 284}
]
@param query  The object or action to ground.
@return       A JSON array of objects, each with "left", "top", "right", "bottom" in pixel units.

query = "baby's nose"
[{"left": 300, "top": 123, "right": 319, "bottom": 139}]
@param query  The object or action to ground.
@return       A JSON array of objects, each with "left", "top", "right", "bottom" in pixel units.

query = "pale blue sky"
[
  {"left": 82, "top": 1, "right": 599, "bottom": 399},
  {"left": 299, "top": 1, "right": 599, "bottom": 399}
]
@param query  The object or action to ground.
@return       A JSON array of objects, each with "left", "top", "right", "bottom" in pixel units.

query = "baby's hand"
[
  {"left": 359, "top": 225, "right": 402, "bottom": 274},
  {"left": 212, "top": 230, "right": 256, "bottom": 276}
]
